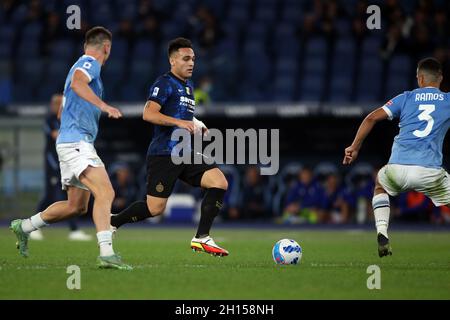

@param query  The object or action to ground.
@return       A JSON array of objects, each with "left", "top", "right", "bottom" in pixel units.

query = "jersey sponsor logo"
[
  {"left": 415, "top": 93, "right": 444, "bottom": 102},
  {"left": 152, "top": 87, "right": 159, "bottom": 97},
  {"left": 180, "top": 96, "right": 195, "bottom": 112}
]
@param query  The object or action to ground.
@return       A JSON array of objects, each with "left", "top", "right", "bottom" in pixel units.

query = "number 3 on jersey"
[{"left": 413, "top": 104, "right": 435, "bottom": 138}]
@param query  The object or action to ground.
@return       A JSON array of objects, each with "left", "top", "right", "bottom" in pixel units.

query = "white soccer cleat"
[
  {"left": 68, "top": 230, "right": 93, "bottom": 241},
  {"left": 190, "top": 236, "right": 229, "bottom": 257},
  {"left": 29, "top": 229, "right": 44, "bottom": 241}
]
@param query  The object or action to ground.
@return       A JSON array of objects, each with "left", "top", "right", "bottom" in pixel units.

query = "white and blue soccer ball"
[{"left": 272, "top": 239, "right": 302, "bottom": 265}]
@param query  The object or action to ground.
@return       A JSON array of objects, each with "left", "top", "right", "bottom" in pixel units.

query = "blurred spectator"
[
  {"left": 189, "top": 6, "right": 224, "bottom": 52},
  {"left": 138, "top": 15, "right": 161, "bottom": 44},
  {"left": 110, "top": 162, "right": 138, "bottom": 213},
  {"left": 228, "top": 166, "right": 269, "bottom": 220},
  {"left": 137, "top": 0, "right": 165, "bottom": 21},
  {"left": 24, "top": 0, "right": 44, "bottom": 24},
  {"left": 351, "top": 17, "right": 367, "bottom": 45},
  {"left": 433, "top": 10, "right": 448, "bottom": 46},
  {"left": 410, "top": 24, "right": 433, "bottom": 60},
  {"left": 352, "top": 169, "right": 376, "bottom": 224},
  {"left": 434, "top": 47, "right": 450, "bottom": 92},
  {"left": 3, "top": 0, "right": 450, "bottom": 104},
  {"left": 194, "top": 76, "right": 212, "bottom": 106},
  {"left": 318, "top": 174, "right": 351, "bottom": 224},
  {"left": 436, "top": 206, "right": 450, "bottom": 224},
  {"left": 116, "top": 19, "right": 136, "bottom": 50},
  {"left": 281, "top": 167, "right": 322, "bottom": 224},
  {"left": 380, "top": 24, "right": 408, "bottom": 60},
  {"left": 394, "top": 191, "right": 433, "bottom": 222},
  {"left": 0, "top": 0, "right": 22, "bottom": 23},
  {"left": 41, "top": 11, "right": 63, "bottom": 55}
]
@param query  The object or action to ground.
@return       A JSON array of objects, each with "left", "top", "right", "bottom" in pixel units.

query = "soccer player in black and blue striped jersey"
[{"left": 111, "top": 38, "right": 229, "bottom": 256}]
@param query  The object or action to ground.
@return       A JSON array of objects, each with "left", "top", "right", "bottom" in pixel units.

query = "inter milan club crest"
[
  {"left": 186, "top": 87, "right": 190, "bottom": 95},
  {"left": 156, "top": 182, "right": 164, "bottom": 193}
]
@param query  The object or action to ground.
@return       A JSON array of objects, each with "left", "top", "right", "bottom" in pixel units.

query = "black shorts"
[{"left": 146, "top": 155, "right": 217, "bottom": 198}]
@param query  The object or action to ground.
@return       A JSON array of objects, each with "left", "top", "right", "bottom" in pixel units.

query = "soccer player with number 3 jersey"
[{"left": 343, "top": 58, "right": 450, "bottom": 257}]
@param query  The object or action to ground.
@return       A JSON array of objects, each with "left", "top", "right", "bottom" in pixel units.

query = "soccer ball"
[{"left": 272, "top": 239, "right": 302, "bottom": 265}]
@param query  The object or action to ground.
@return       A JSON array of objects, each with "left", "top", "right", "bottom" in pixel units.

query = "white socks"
[
  {"left": 96, "top": 230, "right": 114, "bottom": 257},
  {"left": 372, "top": 193, "right": 390, "bottom": 238},
  {"left": 21, "top": 212, "right": 48, "bottom": 233}
]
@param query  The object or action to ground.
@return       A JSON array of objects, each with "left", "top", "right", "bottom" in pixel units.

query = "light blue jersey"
[
  {"left": 57, "top": 55, "right": 103, "bottom": 144},
  {"left": 382, "top": 87, "right": 450, "bottom": 168}
]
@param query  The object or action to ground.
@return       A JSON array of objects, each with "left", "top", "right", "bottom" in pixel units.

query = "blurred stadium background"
[{"left": 0, "top": 0, "right": 450, "bottom": 226}]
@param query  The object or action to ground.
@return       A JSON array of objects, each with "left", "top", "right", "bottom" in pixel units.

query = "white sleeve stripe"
[
  {"left": 382, "top": 106, "right": 393, "bottom": 120},
  {"left": 74, "top": 67, "right": 92, "bottom": 82}
]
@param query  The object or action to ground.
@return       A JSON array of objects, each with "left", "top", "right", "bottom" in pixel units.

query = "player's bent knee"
[
  {"left": 208, "top": 174, "right": 228, "bottom": 190},
  {"left": 67, "top": 203, "right": 86, "bottom": 216},
  {"left": 79, "top": 205, "right": 88, "bottom": 215},
  {"left": 94, "top": 187, "right": 115, "bottom": 202},
  {"left": 215, "top": 178, "right": 228, "bottom": 191},
  {"left": 147, "top": 201, "right": 166, "bottom": 216}
]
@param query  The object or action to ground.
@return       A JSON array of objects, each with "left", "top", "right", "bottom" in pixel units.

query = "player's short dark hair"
[
  {"left": 417, "top": 57, "right": 442, "bottom": 80},
  {"left": 85, "top": 26, "right": 112, "bottom": 47},
  {"left": 168, "top": 37, "right": 193, "bottom": 57}
]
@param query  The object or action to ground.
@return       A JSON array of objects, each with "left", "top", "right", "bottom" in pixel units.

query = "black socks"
[
  {"left": 111, "top": 201, "right": 153, "bottom": 228},
  {"left": 196, "top": 188, "right": 226, "bottom": 238}
]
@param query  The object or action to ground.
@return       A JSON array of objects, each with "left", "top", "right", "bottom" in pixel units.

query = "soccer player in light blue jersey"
[
  {"left": 343, "top": 58, "right": 450, "bottom": 257},
  {"left": 10, "top": 27, "right": 132, "bottom": 270}
]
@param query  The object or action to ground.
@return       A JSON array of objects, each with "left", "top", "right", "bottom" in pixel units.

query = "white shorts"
[
  {"left": 378, "top": 164, "right": 450, "bottom": 206},
  {"left": 56, "top": 141, "right": 104, "bottom": 191}
]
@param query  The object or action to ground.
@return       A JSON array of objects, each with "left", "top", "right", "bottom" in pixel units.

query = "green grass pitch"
[{"left": 0, "top": 226, "right": 449, "bottom": 299}]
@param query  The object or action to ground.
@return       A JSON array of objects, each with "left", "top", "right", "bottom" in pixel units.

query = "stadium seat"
[
  {"left": 280, "top": 3, "right": 302, "bottom": 23},
  {"left": 132, "top": 40, "right": 156, "bottom": 60},
  {"left": 246, "top": 22, "right": 268, "bottom": 42},
  {"left": 361, "top": 36, "right": 382, "bottom": 55},
  {"left": 49, "top": 40, "right": 75, "bottom": 60},
  {"left": 305, "top": 37, "right": 328, "bottom": 57},
  {"left": 384, "top": 54, "right": 413, "bottom": 99},
  {"left": 355, "top": 56, "right": 383, "bottom": 102},
  {"left": 129, "top": 59, "right": 154, "bottom": 89},
  {"left": 344, "top": 162, "right": 374, "bottom": 191},
  {"left": 0, "top": 24, "right": 14, "bottom": 58},
  {"left": 254, "top": 6, "right": 277, "bottom": 23},
  {"left": 385, "top": 73, "right": 410, "bottom": 100},
  {"left": 107, "top": 38, "right": 129, "bottom": 59},
  {"left": 300, "top": 74, "right": 324, "bottom": 102},
  {"left": 314, "top": 161, "right": 339, "bottom": 184},
  {"left": 17, "top": 39, "right": 40, "bottom": 59},
  {"left": 202, "top": 0, "right": 227, "bottom": 16},
  {"left": 21, "top": 22, "right": 42, "bottom": 40},
  {"left": 273, "top": 75, "right": 296, "bottom": 101},
  {"left": 329, "top": 74, "right": 353, "bottom": 102},
  {"left": 335, "top": 18, "right": 351, "bottom": 37},
  {"left": 226, "top": 5, "right": 249, "bottom": 26}
]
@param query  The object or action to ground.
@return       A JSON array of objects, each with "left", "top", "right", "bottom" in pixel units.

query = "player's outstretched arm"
[
  {"left": 70, "top": 70, "right": 122, "bottom": 119},
  {"left": 343, "top": 107, "right": 389, "bottom": 165},
  {"left": 143, "top": 100, "right": 195, "bottom": 133}
]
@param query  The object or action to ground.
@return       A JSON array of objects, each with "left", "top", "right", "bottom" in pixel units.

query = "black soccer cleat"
[{"left": 377, "top": 233, "right": 392, "bottom": 257}]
